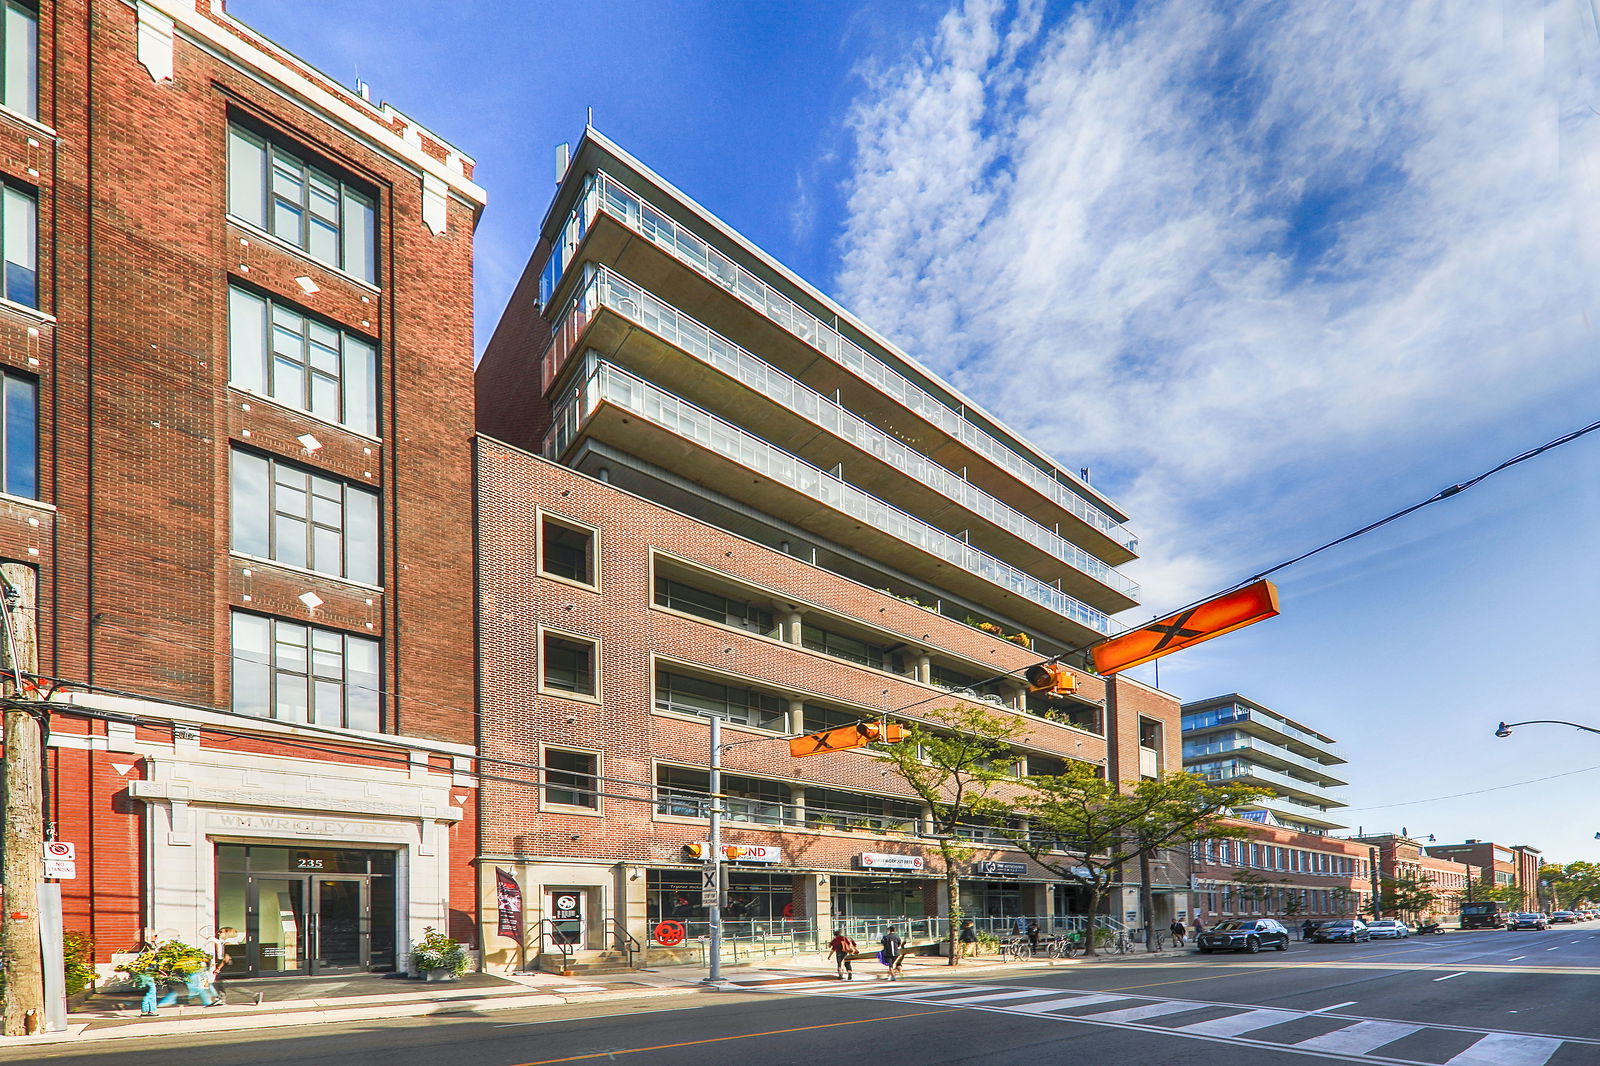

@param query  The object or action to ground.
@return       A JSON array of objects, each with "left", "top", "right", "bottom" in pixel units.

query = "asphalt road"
[{"left": 11, "top": 925, "right": 1600, "bottom": 1065}]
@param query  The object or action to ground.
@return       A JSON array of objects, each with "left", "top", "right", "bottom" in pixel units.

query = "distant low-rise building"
[
  {"left": 1424, "top": 840, "right": 1542, "bottom": 908},
  {"left": 1350, "top": 832, "right": 1470, "bottom": 923}
]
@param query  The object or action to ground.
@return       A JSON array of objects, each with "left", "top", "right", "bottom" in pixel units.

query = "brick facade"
[
  {"left": 1, "top": 1, "right": 483, "bottom": 973},
  {"left": 1188, "top": 820, "right": 1374, "bottom": 927}
]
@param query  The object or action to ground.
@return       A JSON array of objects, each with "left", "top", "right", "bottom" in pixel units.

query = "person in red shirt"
[{"left": 827, "top": 929, "right": 858, "bottom": 979}]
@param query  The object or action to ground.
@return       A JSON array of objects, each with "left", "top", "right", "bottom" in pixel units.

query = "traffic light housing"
[
  {"left": 790, "top": 720, "right": 908, "bottom": 757},
  {"left": 1025, "top": 661, "right": 1077, "bottom": 700}
]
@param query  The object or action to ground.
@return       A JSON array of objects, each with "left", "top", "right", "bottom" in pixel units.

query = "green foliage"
[
  {"left": 62, "top": 932, "right": 97, "bottom": 996},
  {"left": 115, "top": 940, "right": 210, "bottom": 980},
  {"left": 1377, "top": 874, "right": 1438, "bottom": 921},
  {"left": 879, "top": 704, "right": 1028, "bottom": 965},
  {"left": 410, "top": 926, "right": 468, "bottom": 976},
  {"left": 1541, "top": 861, "right": 1600, "bottom": 909},
  {"left": 996, "top": 766, "right": 1267, "bottom": 955}
]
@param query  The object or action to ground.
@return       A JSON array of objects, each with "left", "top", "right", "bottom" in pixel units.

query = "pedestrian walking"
[
  {"left": 1192, "top": 916, "right": 1206, "bottom": 938},
  {"left": 828, "top": 929, "right": 858, "bottom": 979},
  {"left": 1301, "top": 919, "right": 1316, "bottom": 941},
  {"left": 958, "top": 919, "right": 979, "bottom": 957},
  {"left": 1026, "top": 921, "right": 1041, "bottom": 955},
  {"left": 1169, "top": 919, "right": 1186, "bottom": 948},
  {"left": 880, "top": 927, "right": 905, "bottom": 980},
  {"left": 204, "top": 927, "right": 238, "bottom": 1005}
]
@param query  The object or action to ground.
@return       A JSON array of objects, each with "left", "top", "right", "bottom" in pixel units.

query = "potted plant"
[{"left": 410, "top": 926, "right": 468, "bottom": 981}]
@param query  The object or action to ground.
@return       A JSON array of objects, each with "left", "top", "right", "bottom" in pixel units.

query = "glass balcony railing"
[
  {"left": 540, "top": 170, "right": 1138, "bottom": 553},
  {"left": 553, "top": 265, "right": 1137, "bottom": 599},
  {"left": 1183, "top": 734, "right": 1347, "bottom": 780},
  {"left": 1195, "top": 760, "right": 1347, "bottom": 807},
  {"left": 545, "top": 355, "right": 1114, "bottom": 635},
  {"left": 654, "top": 789, "right": 923, "bottom": 834},
  {"left": 1181, "top": 706, "right": 1332, "bottom": 750}
]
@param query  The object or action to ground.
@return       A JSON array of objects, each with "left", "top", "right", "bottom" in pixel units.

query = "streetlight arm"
[{"left": 1494, "top": 720, "right": 1600, "bottom": 738}]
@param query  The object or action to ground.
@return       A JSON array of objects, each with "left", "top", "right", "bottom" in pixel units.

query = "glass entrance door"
[
  {"left": 311, "top": 877, "right": 367, "bottom": 972},
  {"left": 252, "top": 876, "right": 307, "bottom": 976}
]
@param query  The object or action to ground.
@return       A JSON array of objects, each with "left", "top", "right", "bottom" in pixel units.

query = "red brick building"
[
  {"left": 1188, "top": 821, "right": 1375, "bottom": 928},
  {"left": 1, "top": 0, "right": 483, "bottom": 979},
  {"left": 1353, "top": 833, "right": 1470, "bottom": 923},
  {"left": 474, "top": 130, "right": 1183, "bottom": 965},
  {"left": 1424, "top": 840, "right": 1542, "bottom": 908}
]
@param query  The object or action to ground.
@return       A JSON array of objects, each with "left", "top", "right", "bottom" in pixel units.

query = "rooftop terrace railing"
[
  {"left": 540, "top": 170, "right": 1137, "bottom": 553},
  {"left": 545, "top": 355, "right": 1113, "bottom": 636},
  {"left": 555, "top": 265, "right": 1136, "bottom": 599}
]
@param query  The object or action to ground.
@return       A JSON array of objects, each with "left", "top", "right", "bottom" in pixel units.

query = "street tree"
[
  {"left": 994, "top": 766, "right": 1266, "bottom": 956},
  {"left": 1540, "top": 861, "right": 1600, "bottom": 910},
  {"left": 878, "top": 703, "right": 1029, "bottom": 966},
  {"left": 1376, "top": 873, "right": 1438, "bottom": 922}
]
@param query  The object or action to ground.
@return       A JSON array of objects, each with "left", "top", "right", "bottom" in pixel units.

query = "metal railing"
[
  {"left": 544, "top": 265, "right": 1138, "bottom": 599},
  {"left": 603, "top": 918, "right": 642, "bottom": 969},
  {"left": 544, "top": 357, "right": 1114, "bottom": 635},
  {"left": 540, "top": 170, "right": 1138, "bottom": 553},
  {"left": 529, "top": 919, "right": 574, "bottom": 970},
  {"left": 653, "top": 787, "right": 923, "bottom": 835}
]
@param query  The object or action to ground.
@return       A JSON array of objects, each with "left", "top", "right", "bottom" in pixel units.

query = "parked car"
[
  {"left": 1506, "top": 912, "right": 1549, "bottom": 930},
  {"left": 1196, "top": 918, "right": 1291, "bottom": 954},
  {"left": 1366, "top": 919, "right": 1410, "bottom": 939},
  {"left": 1551, "top": 911, "right": 1577, "bottom": 924},
  {"left": 1310, "top": 919, "right": 1371, "bottom": 943}
]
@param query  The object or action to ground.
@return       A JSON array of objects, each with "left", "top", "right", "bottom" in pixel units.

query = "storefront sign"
[
  {"left": 857, "top": 852, "right": 925, "bottom": 871},
  {"left": 496, "top": 868, "right": 523, "bottom": 940},
  {"left": 975, "top": 860, "right": 1026, "bottom": 877},
  {"left": 691, "top": 842, "right": 783, "bottom": 864},
  {"left": 552, "top": 891, "right": 582, "bottom": 921}
]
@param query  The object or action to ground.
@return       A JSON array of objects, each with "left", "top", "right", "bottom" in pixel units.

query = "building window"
[
  {"left": 0, "top": 369, "right": 34, "bottom": 498},
  {"left": 541, "top": 631, "right": 598, "bottom": 698},
  {"left": 228, "top": 123, "right": 377, "bottom": 283},
  {"left": 540, "top": 515, "right": 597, "bottom": 586},
  {"left": 231, "top": 449, "right": 379, "bottom": 584},
  {"left": 655, "top": 669, "right": 787, "bottom": 731},
  {"left": 228, "top": 288, "right": 378, "bottom": 436},
  {"left": 655, "top": 577, "right": 776, "bottom": 636},
  {"left": 1, "top": 1, "right": 36, "bottom": 121},
  {"left": 544, "top": 747, "right": 598, "bottom": 809},
  {"left": 800, "top": 622, "right": 884, "bottom": 669},
  {"left": 231, "top": 612, "right": 380, "bottom": 730},
  {"left": 1, "top": 182, "right": 35, "bottom": 308}
]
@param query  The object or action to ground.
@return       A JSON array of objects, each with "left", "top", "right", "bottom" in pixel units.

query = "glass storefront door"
[{"left": 217, "top": 844, "right": 396, "bottom": 977}]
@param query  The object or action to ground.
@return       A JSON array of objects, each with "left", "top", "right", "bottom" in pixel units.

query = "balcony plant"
[{"left": 410, "top": 926, "right": 468, "bottom": 981}]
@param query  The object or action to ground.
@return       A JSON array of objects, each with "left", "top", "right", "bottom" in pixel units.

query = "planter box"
[{"left": 423, "top": 968, "right": 458, "bottom": 982}]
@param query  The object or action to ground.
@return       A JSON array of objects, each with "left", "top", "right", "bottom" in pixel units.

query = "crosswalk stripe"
[
  {"left": 1081, "top": 1000, "right": 1209, "bottom": 1023},
  {"left": 1177, "top": 1008, "right": 1303, "bottom": 1036},
  {"left": 1442, "top": 1032, "right": 1564, "bottom": 1066},
  {"left": 843, "top": 983, "right": 967, "bottom": 997},
  {"left": 1002, "top": 993, "right": 1127, "bottom": 1015},
  {"left": 1294, "top": 1020, "right": 1424, "bottom": 1055},
  {"left": 937, "top": 989, "right": 1094, "bottom": 1005}
]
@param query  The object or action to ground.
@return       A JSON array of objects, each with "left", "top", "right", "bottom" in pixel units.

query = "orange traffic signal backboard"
[
  {"left": 789, "top": 721, "right": 908, "bottom": 757},
  {"left": 1090, "top": 580, "right": 1281, "bottom": 676}
]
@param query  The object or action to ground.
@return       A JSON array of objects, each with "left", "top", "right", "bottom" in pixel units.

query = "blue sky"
[{"left": 233, "top": 0, "right": 1600, "bottom": 868}]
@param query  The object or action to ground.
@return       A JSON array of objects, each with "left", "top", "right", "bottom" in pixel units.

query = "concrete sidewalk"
[{"left": 0, "top": 943, "right": 1192, "bottom": 1048}]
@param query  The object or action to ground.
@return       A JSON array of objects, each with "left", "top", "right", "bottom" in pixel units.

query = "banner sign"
[
  {"left": 975, "top": 860, "right": 1027, "bottom": 877},
  {"left": 858, "top": 852, "right": 926, "bottom": 871},
  {"left": 495, "top": 867, "right": 523, "bottom": 940},
  {"left": 690, "top": 842, "right": 783, "bottom": 864}
]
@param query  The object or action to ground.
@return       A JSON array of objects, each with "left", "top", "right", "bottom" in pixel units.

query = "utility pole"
[
  {"left": 1, "top": 564, "right": 43, "bottom": 1035},
  {"left": 701, "top": 714, "right": 726, "bottom": 987}
]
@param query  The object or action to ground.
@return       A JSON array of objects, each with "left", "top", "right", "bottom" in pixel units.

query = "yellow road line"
[{"left": 504, "top": 1008, "right": 961, "bottom": 1065}]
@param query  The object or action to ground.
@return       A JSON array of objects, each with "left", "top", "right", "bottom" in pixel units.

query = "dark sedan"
[
  {"left": 1196, "top": 918, "right": 1290, "bottom": 954},
  {"left": 1310, "top": 919, "right": 1370, "bottom": 943}
]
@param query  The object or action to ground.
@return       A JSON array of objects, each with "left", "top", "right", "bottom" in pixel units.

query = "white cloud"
[{"left": 833, "top": 0, "right": 1600, "bottom": 611}]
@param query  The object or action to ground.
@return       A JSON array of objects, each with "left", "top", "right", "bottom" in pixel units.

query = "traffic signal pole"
[
  {"left": 1, "top": 569, "right": 43, "bottom": 1035},
  {"left": 702, "top": 714, "right": 725, "bottom": 987}
]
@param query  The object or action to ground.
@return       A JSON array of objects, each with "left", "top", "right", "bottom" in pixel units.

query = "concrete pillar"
[
  {"left": 787, "top": 697, "right": 806, "bottom": 735},
  {"left": 618, "top": 863, "right": 650, "bottom": 950},
  {"left": 782, "top": 610, "right": 804, "bottom": 645},
  {"left": 913, "top": 653, "right": 931, "bottom": 684},
  {"left": 804, "top": 874, "right": 832, "bottom": 944}
]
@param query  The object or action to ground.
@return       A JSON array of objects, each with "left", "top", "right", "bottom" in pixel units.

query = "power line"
[{"left": 1341, "top": 763, "right": 1600, "bottom": 812}]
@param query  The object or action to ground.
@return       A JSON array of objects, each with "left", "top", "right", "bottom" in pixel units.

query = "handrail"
[
  {"left": 530, "top": 919, "right": 574, "bottom": 971},
  {"left": 603, "top": 918, "right": 641, "bottom": 969}
]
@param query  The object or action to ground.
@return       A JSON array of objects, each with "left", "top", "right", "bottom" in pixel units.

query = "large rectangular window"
[
  {"left": 655, "top": 669, "right": 787, "bottom": 731},
  {"left": 654, "top": 577, "right": 775, "bottom": 636},
  {"left": 1, "top": 1, "right": 36, "bottom": 121},
  {"left": 228, "top": 124, "right": 378, "bottom": 283},
  {"left": 0, "top": 369, "right": 34, "bottom": 498},
  {"left": 1, "top": 183, "right": 35, "bottom": 308},
  {"left": 544, "top": 748, "right": 599, "bottom": 809},
  {"left": 541, "top": 631, "right": 598, "bottom": 698},
  {"left": 231, "top": 612, "right": 380, "bottom": 730},
  {"left": 231, "top": 450, "right": 379, "bottom": 585},
  {"left": 229, "top": 288, "right": 378, "bottom": 435}
]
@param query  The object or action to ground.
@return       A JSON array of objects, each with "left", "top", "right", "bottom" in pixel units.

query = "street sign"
[
  {"left": 701, "top": 861, "right": 721, "bottom": 905},
  {"left": 44, "top": 859, "right": 75, "bottom": 880},
  {"left": 43, "top": 841, "right": 74, "bottom": 861},
  {"left": 1091, "top": 580, "right": 1280, "bottom": 675}
]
